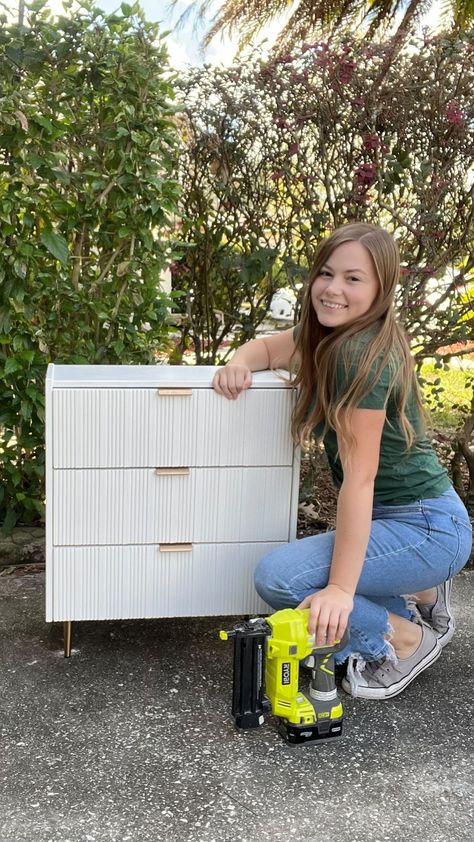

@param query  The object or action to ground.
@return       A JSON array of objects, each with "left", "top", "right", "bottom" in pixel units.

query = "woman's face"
[{"left": 311, "top": 241, "right": 380, "bottom": 328}]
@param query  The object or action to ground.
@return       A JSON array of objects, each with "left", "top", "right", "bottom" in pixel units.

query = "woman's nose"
[{"left": 325, "top": 275, "right": 344, "bottom": 294}]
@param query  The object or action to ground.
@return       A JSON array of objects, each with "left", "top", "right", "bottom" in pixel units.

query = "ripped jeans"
[{"left": 255, "top": 486, "right": 472, "bottom": 664}]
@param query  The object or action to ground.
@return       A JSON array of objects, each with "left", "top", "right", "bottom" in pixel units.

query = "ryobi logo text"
[{"left": 282, "top": 662, "right": 291, "bottom": 685}]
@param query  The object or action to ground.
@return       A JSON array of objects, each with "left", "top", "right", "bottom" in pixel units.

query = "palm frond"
[
  {"left": 273, "top": 0, "right": 361, "bottom": 51},
  {"left": 204, "top": 0, "right": 291, "bottom": 47},
  {"left": 193, "top": 0, "right": 474, "bottom": 55},
  {"left": 363, "top": 0, "right": 404, "bottom": 37},
  {"left": 168, "top": 0, "right": 219, "bottom": 34}
]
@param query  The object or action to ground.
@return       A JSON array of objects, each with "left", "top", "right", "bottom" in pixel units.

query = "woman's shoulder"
[
  {"left": 341, "top": 324, "right": 401, "bottom": 366},
  {"left": 336, "top": 325, "right": 402, "bottom": 399},
  {"left": 342, "top": 323, "right": 381, "bottom": 352}
]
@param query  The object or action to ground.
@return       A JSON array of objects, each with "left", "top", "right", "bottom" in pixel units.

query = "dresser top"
[{"left": 46, "top": 364, "right": 292, "bottom": 389}]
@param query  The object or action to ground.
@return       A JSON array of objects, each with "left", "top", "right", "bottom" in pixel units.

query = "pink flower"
[
  {"left": 362, "top": 133, "right": 381, "bottom": 150},
  {"left": 316, "top": 55, "right": 331, "bottom": 70},
  {"left": 446, "top": 101, "right": 464, "bottom": 125},
  {"left": 338, "top": 58, "right": 356, "bottom": 84},
  {"left": 354, "top": 162, "right": 378, "bottom": 186}
]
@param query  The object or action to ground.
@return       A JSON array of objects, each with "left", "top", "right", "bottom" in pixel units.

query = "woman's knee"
[
  {"left": 254, "top": 539, "right": 332, "bottom": 608},
  {"left": 254, "top": 548, "right": 296, "bottom": 609}
]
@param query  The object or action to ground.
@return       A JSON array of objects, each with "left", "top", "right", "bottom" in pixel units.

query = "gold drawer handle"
[
  {"left": 157, "top": 388, "right": 192, "bottom": 396},
  {"left": 155, "top": 467, "right": 190, "bottom": 476},
  {"left": 159, "top": 543, "right": 193, "bottom": 553}
]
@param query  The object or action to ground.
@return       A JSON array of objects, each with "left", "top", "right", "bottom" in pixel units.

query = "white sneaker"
[{"left": 342, "top": 623, "right": 442, "bottom": 700}]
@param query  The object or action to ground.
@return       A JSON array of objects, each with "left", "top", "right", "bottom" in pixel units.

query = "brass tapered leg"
[{"left": 64, "top": 621, "right": 72, "bottom": 658}]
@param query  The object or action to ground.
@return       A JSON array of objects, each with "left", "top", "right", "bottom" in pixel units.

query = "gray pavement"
[{"left": 1, "top": 570, "right": 473, "bottom": 842}]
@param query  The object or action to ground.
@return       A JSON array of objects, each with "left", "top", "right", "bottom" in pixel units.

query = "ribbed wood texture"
[
  {"left": 53, "top": 467, "right": 293, "bottom": 545},
  {"left": 46, "top": 366, "right": 300, "bottom": 624},
  {"left": 52, "top": 388, "right": 295, "bottom": 468},
  {"left": 49, "top": 543, "right": 276, "bottom": 621}
]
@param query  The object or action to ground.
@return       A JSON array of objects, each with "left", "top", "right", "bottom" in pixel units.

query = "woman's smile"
[{"left": 320, "top": 299, "right": 348, "bottom": 310}]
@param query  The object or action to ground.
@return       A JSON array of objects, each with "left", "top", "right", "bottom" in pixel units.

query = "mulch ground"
[{"left": 0, "top": 563, "right": 46, "bottom": 577}]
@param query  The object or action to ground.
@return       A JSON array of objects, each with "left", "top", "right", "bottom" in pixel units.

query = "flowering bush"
[
  {"left": 175, "top": 30, "right": 473, "bottom": 500},
  {"left": 176, "top": 29, "right": 473, "bottom": 363}
]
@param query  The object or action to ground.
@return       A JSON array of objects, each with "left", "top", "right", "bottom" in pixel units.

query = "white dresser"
[{"left": 45, "top": 365, "right": 300, "bottom": 643}]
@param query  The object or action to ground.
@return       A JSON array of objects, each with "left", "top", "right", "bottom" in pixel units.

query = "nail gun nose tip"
[{"left": 219, "top": 631, "right": 229, "bottom": 640}]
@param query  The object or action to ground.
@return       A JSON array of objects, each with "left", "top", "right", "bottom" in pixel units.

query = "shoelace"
[
  {"left": 365, "top": 658, "right": 385, "bottom": 674},
  {"left": 365, "top": 657, "right": 402, "bottom": 681}
]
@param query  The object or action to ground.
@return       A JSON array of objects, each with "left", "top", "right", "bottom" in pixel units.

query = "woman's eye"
[
  {"left": 320, "top": 270, "right": 331, "bottom": 277},
  {"left": 349, "top": 276, "right": 360, "bottom": 283}
]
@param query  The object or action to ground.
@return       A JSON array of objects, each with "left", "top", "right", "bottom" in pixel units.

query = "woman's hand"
[
  {"left": 298, "top": 585, "right": 353, "bottom": 646},
  {"left": 212, "top": 364, "right": 252, "bottom": 400}
]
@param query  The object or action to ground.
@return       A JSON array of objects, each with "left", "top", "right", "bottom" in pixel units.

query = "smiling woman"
[{"left": 212, "top": 222, "right": 473, "bottom": 703}]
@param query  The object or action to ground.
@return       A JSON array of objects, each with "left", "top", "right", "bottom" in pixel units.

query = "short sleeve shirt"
[{"left": 295, "top": 325, "right": 450, "bottom": 505}]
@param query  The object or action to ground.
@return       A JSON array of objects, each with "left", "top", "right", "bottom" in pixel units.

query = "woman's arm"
[
  {"left": 213, "top": 327, "right": 297, "bottom": 400},
  {"left": 299, "top": 407, "right": 386, "bottom": 645}
]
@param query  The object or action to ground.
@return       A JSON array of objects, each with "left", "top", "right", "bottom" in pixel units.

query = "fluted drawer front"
[
  {"left": 52, "top": 388, "right": 294, "bottom": 468},
  {"left": 53, "top": 467, "right": 293, "bottom": 545},
  {"left": 49, "top": 543, "right": 276, "bottom": 621}
]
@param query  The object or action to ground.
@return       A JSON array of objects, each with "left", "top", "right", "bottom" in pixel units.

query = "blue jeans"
[{"left": 255, "top": 486, "right": 472, "bottom": 664}]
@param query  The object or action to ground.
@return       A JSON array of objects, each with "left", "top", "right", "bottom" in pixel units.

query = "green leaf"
[
  {"left": 33, "top": 115, "right": 55, "bottom": 133},
  {"left": 111, "top": 340, "right": 125, "bottom": 355},
  {"left": 5, "top": 47, "right": 22, "bottom": 68},
  {"left": 13, "top": 335, "right": 25, "bottom": 352},
  {"left": 2, "top": 509, "right": 18, "bottom": 536},
  {"left": 4, "top": 357, "right": 21, "bottom": 376},
  {"left": 41, "top": 231, "right": 69, "bottom": 265}
]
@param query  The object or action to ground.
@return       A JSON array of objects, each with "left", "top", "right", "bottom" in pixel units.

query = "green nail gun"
[{"left": 220, "top": 607, "right": 349, "bottom": 745}]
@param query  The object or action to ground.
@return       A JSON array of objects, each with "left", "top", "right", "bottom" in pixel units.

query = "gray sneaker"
[
  {"left": 341, "top": 623, "right": 442, "bottom": 699},
  {"left": 418, "top": 579, "right": 455, "bottom": 648}
]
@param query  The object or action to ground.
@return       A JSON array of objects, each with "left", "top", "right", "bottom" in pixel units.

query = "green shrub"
[{"left": 0, "top": 1, "right": 182, "bottom": 532}]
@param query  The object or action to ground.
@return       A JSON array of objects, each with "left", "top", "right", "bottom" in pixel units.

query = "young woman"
[{"left": 212, "top": 222, "right": 472, "bottom": 700}]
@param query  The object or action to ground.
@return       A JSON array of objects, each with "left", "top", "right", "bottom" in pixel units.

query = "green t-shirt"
[{"left": 294, "top": 325, "right": 450, "bottom": 505}]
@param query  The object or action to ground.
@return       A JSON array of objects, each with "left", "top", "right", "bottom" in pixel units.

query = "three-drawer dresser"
[{"left": 45, "top": 364, "right": 300, "bottom": 654}]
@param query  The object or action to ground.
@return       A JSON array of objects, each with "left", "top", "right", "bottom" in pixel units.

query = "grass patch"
[{"left": 419, "top": 362, "right": 473, "bottom": 429}]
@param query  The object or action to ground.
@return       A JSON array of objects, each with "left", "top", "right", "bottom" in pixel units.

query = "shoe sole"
[{"left": 341, "top": 641, "right": 442, "bottom": 700}]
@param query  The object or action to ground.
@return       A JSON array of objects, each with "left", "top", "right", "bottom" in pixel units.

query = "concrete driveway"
[{"left": 1, "top": 570, "right": 473, "bottom": 842}]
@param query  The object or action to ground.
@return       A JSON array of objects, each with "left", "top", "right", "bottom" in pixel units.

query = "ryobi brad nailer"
[{"left": 220, "top": 607, "right": 348, "bottom": 746}]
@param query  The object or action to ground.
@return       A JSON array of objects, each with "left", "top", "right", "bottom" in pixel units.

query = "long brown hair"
[{"left": 290, "top": 222, "right": 426, "bottom": 452}]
